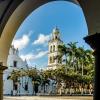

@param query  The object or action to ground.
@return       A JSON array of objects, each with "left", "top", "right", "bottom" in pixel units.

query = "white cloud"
[
  {"left": 12, "top": 35, "right": 29, "bottom": 50},
  {"left": 20, "top": 53, "right": 34, "bottom": 61},
  {"left": 20, "top": 50, "right": 48, "bottom": 61},
  {"left": 36, "top": 48, "right": 41, "bottom": 52},
  {"left": 12, "top": 31, "right": 33, "bottom": 50},
  {"left": 35, "top": 51, "right": 48, "bottom": 59},
  {"left": 32, "top": 34, "right": 50, "bottom": 45}
]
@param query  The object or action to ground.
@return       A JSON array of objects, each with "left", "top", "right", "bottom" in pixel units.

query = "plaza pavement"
[{"left": 4, "top": 96, "right": 93, "bottom": 100}]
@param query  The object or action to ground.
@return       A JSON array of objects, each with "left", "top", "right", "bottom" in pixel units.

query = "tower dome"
[
  {"left": 53, "top": 26, "right": 60, "bottom": 34},
  {"left": 52, "top": 26, "right": 60, "bottom": 40}
]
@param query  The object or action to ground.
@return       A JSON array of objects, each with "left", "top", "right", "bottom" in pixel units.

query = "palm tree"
[
  {"left": 57, "top": 42, "right": 95, "bottom": 94},
  {"left": 58, "top": 43, "right": 73, "bottom": 73},
  {"left": 67, "top": 42, "right": 78, "bottom": 67}
]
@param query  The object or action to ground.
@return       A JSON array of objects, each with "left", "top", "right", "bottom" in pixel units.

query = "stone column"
[
  {"left": 84, "top": 33, "right": 100, "bottom": 100},
  {"left": 0, "top": 62, "right": 7, "bottom": 100}
]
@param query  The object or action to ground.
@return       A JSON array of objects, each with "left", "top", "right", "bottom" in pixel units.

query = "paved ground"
[{"left": 4, "top": 96, "right": 93, "bottom": 100}]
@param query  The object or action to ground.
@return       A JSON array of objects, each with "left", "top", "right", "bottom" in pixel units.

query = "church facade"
[{"left": 3, "top": 46, "right": 33, "bottom": 95}]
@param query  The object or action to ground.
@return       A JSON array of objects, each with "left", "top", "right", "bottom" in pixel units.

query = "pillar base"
[
  {"left": 0, "top": 66, "right": 7, "bottom": 71},
  {"left": 84, "top": 33, "right": 100, "bottom": 100},
  {"left": 0, "top": 63, "right": 7, "bottom": 100}
]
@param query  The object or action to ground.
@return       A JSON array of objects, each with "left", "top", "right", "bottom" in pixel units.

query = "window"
[
  {"left": 13, "top": 81, "right": 18, "bottom": 90},
  {"left": 55, "top": 36, "right": 57, "bottom": 39},
  {"left": 13, "top": 61, "right": 17, "bottom": 67},
  {"left": 53, "top": 45, "right": 55, "bottom": 52},
  {"left": 25, "top": 84, "right": 28, "bottom": 91},
  {"left": 50, "top": 46, "right": 52, "bottom": 52},
  {"left": 52, "top": 56, "right": 55, "bottom": 63},
  {"left": 49, "top": 57, "right": 52, "bottom": 63},
  {"left": 14, "top": 84, "right": 18, "bottom": 90}
]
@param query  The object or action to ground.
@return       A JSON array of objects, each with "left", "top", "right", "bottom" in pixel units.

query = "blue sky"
[{"left": 12, "top": 1, "right": 91, "bottom": 69}]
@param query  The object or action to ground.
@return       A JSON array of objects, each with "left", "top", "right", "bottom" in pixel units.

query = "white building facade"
[{"left": 3, "top": 46, "right": 33, "bottom": 95}]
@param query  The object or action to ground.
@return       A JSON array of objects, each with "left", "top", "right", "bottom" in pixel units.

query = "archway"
[
  {"left": 0, "top": 0, "right": 91, "bottom": 66},
  {"left": 4, "top": 0, "right": 91, "bottom": 96},
  {"left": 0, "top": 0, "right": 100, "bottom": 100}
]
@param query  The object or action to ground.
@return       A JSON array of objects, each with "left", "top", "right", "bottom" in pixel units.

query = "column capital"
[
  {"left": 0, "top": 62, "right": 7, "bottom": 71},
  {"left": 84, "top": 33, "right": 100, "bottom": 50}
]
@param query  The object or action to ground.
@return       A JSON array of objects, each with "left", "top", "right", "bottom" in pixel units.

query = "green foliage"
[
  {"left": 8, "top": 70, "right": 22, "bottom": 81},
  {"left": 8, "top": 42, "right": 95, "bottom": 91},
  {"left": 56, "top": 42, "right": 94, "bottom": 85}
]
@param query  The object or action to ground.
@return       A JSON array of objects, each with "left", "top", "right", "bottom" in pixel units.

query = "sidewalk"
[{"left": 4, "top": 96, "right": 93, "bottom": 100}]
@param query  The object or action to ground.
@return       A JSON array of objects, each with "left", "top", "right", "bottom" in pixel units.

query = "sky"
[{"left": 12, "top": 1, "right": 91, "bottom": 69}]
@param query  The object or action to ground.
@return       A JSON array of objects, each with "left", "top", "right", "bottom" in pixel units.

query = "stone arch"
[
  {"left": 0, "top": 0, "right": 92, "bottom": 66},
  {"left": 1, "top": 1, "right": 100, "bottom": 99}
]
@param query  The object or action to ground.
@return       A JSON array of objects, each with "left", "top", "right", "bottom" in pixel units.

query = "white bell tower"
[{"left": 48, "top": 27, "right": 63, "bottom": 69}]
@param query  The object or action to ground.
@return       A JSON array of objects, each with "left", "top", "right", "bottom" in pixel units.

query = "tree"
[
  {"left": 57, "top": 42, "right": 95, "bottom": 94},
  {"left": 40, "top": 70, "right": 51, "bottom": 93},
  {"left": 25, "top": 68, "right": 41, "bottom": 95}
]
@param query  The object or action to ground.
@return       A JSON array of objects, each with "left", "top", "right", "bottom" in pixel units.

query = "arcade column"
[
  {"left": 84, "top": 33, "right": 100, "bottom": 100},
  {"left": 0, "top": 62, "right": 7, "bottom": 100}
]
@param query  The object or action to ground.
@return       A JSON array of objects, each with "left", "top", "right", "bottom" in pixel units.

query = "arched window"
[
  {"left": 50, "top": 46, "right": 52, "bottom": 52},
  {"left": 49, "top": 57, "right": 52, "bottom": 63},
  {"left": 52, "top": 56, "right": 54, "bottom": 63},
  {"left": 53, "top": 56, "right": 56, "bottom": 63},
  {"left": 13, "top": 61, "right": 17, "bottom": 67},
  {"left": 53, "top": 45, "right": 55, "bottom": 52},
  {"left": 25, "top": 83, "right": 28, "bottom": 91},
  {"left": 55, "top": 36, "right": 57, "bottom": 39}
]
